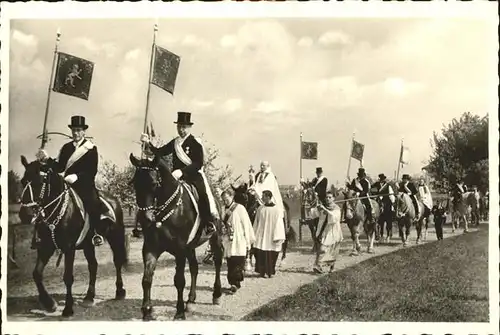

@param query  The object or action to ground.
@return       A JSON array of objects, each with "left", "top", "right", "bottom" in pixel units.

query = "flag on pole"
[
  {"left": 53, "top": 52, "right": 94, "bottom": 100},
  {"left": 301, "top": 141, "right": 318, "bottom": 160},
  {"left": 151, "top": 45, "right": 181, "bottom": 95},
  {"left": 351, "top": 140, "right": 364, "bottom": 161},
  {"left": 400, "top": 144, "right": 410, "bottom": 165}
]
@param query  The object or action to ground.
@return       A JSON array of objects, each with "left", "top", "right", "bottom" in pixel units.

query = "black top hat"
[
  {"left": 357, "top": 168, "right": 366, "bottom": 176},
  {"left": 174, "top": 112, "right": 193, "bottom": 125},
  {"left": 68, "top": 115, "right": 88, "bottom": 130},
  {"left": 402, "top": 174, "right": 410, "bottom": 180},
  {"left": 378, "top": 173, "right": 387, "bottom": 180},
  {"left": 316, "top": 167, "right": 323, "bottom": 173}
]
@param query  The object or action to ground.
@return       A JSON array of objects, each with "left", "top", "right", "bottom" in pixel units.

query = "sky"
[{"left": 7, "top": 18, "right": 497, "bottom": 186}]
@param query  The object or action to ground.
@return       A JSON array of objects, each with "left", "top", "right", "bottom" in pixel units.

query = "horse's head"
[
  {"left": 129, "top": 153, "right": 162, "bottom": 212},
  {"left": 394, "top": 193, "right": 410, "bottom": 219},
  {"left": 342, "top": 188, "right": 358, "bottom": 220},
  {"left": 245, "top": 188, "right": 261, "bottom": 221},
  {"left": 19, "top": 155, "right": 64, "bottom": 224},
  {"left": 232, "top": 183, "right": 249, "bottom": 207}
]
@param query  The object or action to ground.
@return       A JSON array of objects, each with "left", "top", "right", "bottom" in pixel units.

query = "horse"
[
  {"left": 129, "top": 154, "right": 224, "bottom": 321},
  {"left": 479, "top": 192, "right": 489, "bottom": 221},
  {"left": 300, "top": 186, "right": 321, "bottom": 252},
  {"left": 232, "top": 183, "right": 295, "bottom": 265},
  {"left": 376, "top": 196, "right": 395, "bottom": 243},
  {"left": 19, "top": 156, "right": 128, "bottom": 317},
  {"left": 394, "top": 193, "right": 430, "bottom": 245},
  {"left": 447, "top": 191, "right": 480, "bottom": 233},
  {"left": 342, "top": 189, "right": 380, "bottom": 254}
]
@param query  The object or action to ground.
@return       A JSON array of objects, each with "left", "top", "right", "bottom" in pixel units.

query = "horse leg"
[
  {"left": 415, "top": 219, "right": 422, "bottom": 244},
  {"left": 173, "top": 254, "right": 187, "bottom": 320},
  {"left": 62, "top": 249, "right": 76, "bottom": 317},
  {"left": 210, "top": 236, "right": 223, "bottom": 305},
  {"left": 141, "top": 249, "right": 159, "bottom": 321},
  {"left": 281, "top": 238, "right": 288, "bottom": 261},
  {"left": 33, "top": 248, "right": 57, "bottom": 312},
  {"left": 107, "top": 226, "right": 128, "bottom": 300},
  {"left": 366, "top": 221, "right": 375, "bottom": 253},
  {"left": 404, "top": 219, "right": 411, "bottom": 246},
  {"left": 82, "top": 244, "right": 98, "bottom": 307},
  {"left": 463, "top": 215, "right": 469, "bottom": 233},
  {"left": 185, "top": 249, "right": 198, "bottom": 312}
]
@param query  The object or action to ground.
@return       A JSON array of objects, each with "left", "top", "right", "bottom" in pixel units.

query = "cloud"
[
  {"left": 192, "top": 99, "right": 215, "bottom": 108},
  {"left": 316, "top": 76, "right": 363, "bottom": 107},
  {"left": 11, "top": 29, "right": 38, "bottom": 48},
  {"left": 318, "top": 30, "right": 351, "bottom": 47},
  {"left": 297, "top": 37, "right": 314, "bottom": 48},
  {"left": 181, "top": 34, "right": 210, "bottom": 49},
  {"left": 223, "top": 99, "right": 242, "bottom": 112},
  {"left": 72, "top": 37, "right": 118, "bottom": 58},
  {"left": 383, "top": 77, "right": 425, "bottom": 96},
  {"left": 125, "top": 48, "right": 141, "bottom": 61},
  {"left": 253, "top": 100, "right": 290, "bottom": 114},
  {"left": 220, "top": 34, "right": 237, "bottom": 48}
]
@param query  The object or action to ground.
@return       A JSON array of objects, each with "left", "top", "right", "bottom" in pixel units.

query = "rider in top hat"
[
  {"left": 450, "top": 176, "right": 467, "bottom": 207},
  {"left": 311, "top": 167, "right": 328, "bottom": 206},
  {"left": 399, "top": 174, "right": 419, "bottom": 217},
  {"left": 35, "top": 115, "right": 104, "bottom": 248},
  {"left": 375, "top": 173, "right": 395, "bottom": 207},
  {"left": 348, "top": 168, "right": 374, "bottom": 220},
  {"left": 141, "top": 111, "right": 218, "bottom": 237}
]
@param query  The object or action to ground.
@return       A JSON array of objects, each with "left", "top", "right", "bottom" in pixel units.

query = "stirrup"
[{"left": 92, "top": 234, "right": 104, "bottom": 246}]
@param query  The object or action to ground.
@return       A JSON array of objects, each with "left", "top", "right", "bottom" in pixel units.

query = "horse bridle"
[
  {"left": 20, "top": 170, "right": 70, "bottom": 250},
  {"left": 134, "top": 166, "right": 184, "bottom": 225}
]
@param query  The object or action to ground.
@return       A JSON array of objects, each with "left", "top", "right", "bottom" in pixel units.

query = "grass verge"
[{"left": 243, "top": 227, "right": 489, "bottom": 322}]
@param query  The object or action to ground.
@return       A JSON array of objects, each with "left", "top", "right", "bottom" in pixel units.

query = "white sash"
[
  {"left": 354, "top": 179, "right": 363, "bottom": 192},
  {"left": 65, "top": 140, "right": 94, "bottom": 173},
  {"left": 173, "top": 136, "right": 219, "bottom": 218},
  {"left": 314, "top": 176, "right": 325, "bottom": 188},
  {"left": 403, "top": 182, "right": 411, "bottom": 194}
]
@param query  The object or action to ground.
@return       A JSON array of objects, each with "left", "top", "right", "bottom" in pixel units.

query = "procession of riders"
[{"left": 24, "top": 112, "right": 486, "bottom": 271}]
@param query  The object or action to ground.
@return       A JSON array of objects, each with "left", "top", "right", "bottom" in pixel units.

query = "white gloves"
[
  {"left": 300, "top": 177, "right": 305, "bottom": 183},
  {"left": 36, "top": 149, "right": 49, "bottom": 162},
  {"left": 64, "top": 174, "right": 78, "bottom": 184},
  {"left": 140, "top": 133, "right": 150, "bottom": 144},
  {"left": 172, "top": 169, "right": 183, "bottom": 180}
]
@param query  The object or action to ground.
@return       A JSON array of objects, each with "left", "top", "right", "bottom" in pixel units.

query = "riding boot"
[
  {"left": 89, "top": 210, "right": 104, "bottom": 246},
  {"left": 199, "top": 194, "right": 216, "bottom": 236}
]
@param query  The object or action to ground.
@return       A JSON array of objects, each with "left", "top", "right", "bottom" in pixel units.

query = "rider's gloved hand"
[
  {"left": 140, "top": 133, "right": 150, "bottom": 144},
  {"left": 64, "top": 174, "right": 78, "bottom": 184},
  {"left": 172, "top": 169, "right": 183, "bottom": 180},
  {"left": 36, "top": 149, "right": 49, "bottom": 162}
]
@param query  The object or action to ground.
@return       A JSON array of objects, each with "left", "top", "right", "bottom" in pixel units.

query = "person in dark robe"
[{"left": 348, "top": 168, "right": 374, "bottom": 221}]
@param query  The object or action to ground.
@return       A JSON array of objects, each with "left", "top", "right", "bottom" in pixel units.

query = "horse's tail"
[{"left": 103, "top": 193, "right": 129, "bottom": 269}]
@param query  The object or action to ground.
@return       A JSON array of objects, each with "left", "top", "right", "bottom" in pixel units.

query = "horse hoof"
[
  {"left": 143, "top": 314, "right": 156, "bottom": 321},
  {"left": 367, "top": 249, "right": 375, "bottom": 254},
  {"left": 173, "top": 313, "right": 186, "bottom": 320},
  {"left": 142, "top": 306, "right": 155, "bottom": 321},
  {"left": 213, "top": 297, "right": 221, "bottom": 305},
  {"left": 115, "top": 289, "right": 126, "bottom": 300},
  {"left": 39, "top": 296, "right": 57, "bottom": 313},
  {"left": 350, "top": 251, "right": 358, "bottom": 256},
  {"left": 62, "top": 307, "right": 74, "bottom": 318},
  {"left": 81, "top": 299, "right": 94, "bottom": 308}
]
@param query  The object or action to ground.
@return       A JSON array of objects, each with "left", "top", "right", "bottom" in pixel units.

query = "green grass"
[{"left": 243, "top": 227, "right": 489, "bottom": 322}]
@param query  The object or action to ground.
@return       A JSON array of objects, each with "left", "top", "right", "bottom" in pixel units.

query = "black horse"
[
  {"left": 129, "top": 154, "right": 224, "bottom": 321},
  {"left": 232, "top": 183, "right": 295, "bottom": 262},
  {"left": 19, "top": 156, "right": 128, "bottom": 317}
]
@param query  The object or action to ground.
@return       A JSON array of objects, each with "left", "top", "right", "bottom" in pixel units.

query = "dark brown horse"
[
  {"left": 19, "top": 156, "right": 128, "bottom": 317},
  {"left": 129, "top": 154, "right": 223, "bottom": 321},
  {"left": 342, "top": 189, "right": 380, "bottom": 255}
]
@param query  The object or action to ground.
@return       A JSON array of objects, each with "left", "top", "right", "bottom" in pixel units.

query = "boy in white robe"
[
  {"left": 253, "top": 190, "right": 286, "bottom": 278},
  {"left": 221, "top": 189, "right": 255, "bottom": 293},
  {"left": 313, "top": 191, "right": 343, "bottom": 274}
]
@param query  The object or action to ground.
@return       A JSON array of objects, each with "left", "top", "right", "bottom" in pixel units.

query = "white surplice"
[
  {"left": 251, "top": 168, "right": 284, "bottom": 218},
  {"left": 253, "top": 204, "right": 285, "bottom": 252},
  {"left": 316, "top": 204, "right": 343, "bottom": 247},
  {"left": 222, "top": 203, "right": 256, "bottom": 258}
]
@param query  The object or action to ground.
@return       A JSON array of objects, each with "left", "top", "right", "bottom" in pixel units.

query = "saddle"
[{"left": 69, "top": 188, "right": 116, "bottom": 247}]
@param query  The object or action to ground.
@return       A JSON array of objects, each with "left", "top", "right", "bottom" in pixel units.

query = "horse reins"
[
  {"left": 21, "top": 174, "right": 70, "bottom": 251},
  {"left": 134, "top": 166, "right": 185, "bottom": 225}
]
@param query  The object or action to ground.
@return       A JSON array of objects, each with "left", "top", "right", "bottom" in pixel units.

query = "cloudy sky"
[{"left": 8, "top": 18, "right": 496, "bottom": 185}]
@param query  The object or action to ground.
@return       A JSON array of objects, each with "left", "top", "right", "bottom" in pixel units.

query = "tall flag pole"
[
  {"left": 396, "top": 138, "right": 410, "bottom": 182},
  {"left": 299, "top": 132, "right": 318, "bottom": 241},
  {"left": 40, "top": 28, "right": 61, "bottom": 149},
  {"left": 143, "top": 23, "right": 159, "bottom": 136}
]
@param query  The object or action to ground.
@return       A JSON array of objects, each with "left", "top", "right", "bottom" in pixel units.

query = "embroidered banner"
[
  {"left": 400, "top": 144, "right": 410, "bottom": 165},
  {"left": 351, "top": 140, "right": 364, "bottom": 161},
  {"left": 151, "top": 45, "right": 181, "bottom": 95},
  {"left": 53, "top": 52, "right": 94, "bottom": 100},
  {"left": 301, "top": 141, "right": 318, "bottom": 160}
]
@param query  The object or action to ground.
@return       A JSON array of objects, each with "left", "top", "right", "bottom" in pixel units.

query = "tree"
[
  {"left": 97, "top": 160, "right": 136, "bottom": 210},
  {"left": 426, "top": 112, "right": 488, "bottom": 193},
  {"left": 8, "top": 170, "right": 22, "bottom": 203}
]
